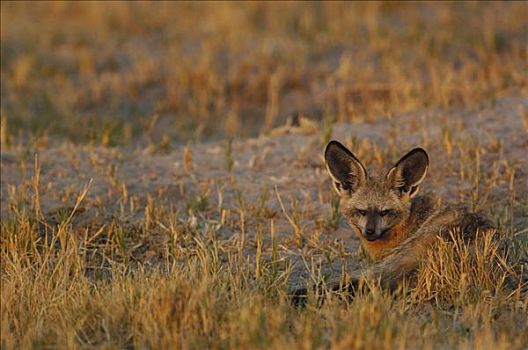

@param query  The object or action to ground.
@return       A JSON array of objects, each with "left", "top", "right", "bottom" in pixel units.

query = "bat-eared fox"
[{"left": 292, "top": 140, "right": 494, "bottom": 305}]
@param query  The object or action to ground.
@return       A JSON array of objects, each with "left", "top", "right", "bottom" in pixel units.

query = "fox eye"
[
  {"left": 356, "top": 209, "right": 367, "bottom": 216},
  {"left": 380, "top": 210, "right": 392, "bottom": 217}
]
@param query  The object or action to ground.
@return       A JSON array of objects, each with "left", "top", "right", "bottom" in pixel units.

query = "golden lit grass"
[
  {"left": 412, "top": 229, "right": 514, "bottom": 307},
  {"left": 1, "top": 171, "right": 527, "bottom": 349},
  {"left": 1, "top": 107, "right": 527, "bottom": 347},
  {"left": 1, "top": 211, "right": 527, "bottom": 349}
]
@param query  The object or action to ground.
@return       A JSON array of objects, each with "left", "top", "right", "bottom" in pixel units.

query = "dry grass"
[
  {"left": 1, "top": 200, "right": 526, "bottom": 349},
  {"left": 1, "top": 2, "right": 528, "bottom": 349},
  {"left": 1, "top": 2, "right": 527, "bottom": 145}
]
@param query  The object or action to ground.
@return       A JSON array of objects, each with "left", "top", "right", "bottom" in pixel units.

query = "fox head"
[{"left": 325, "top": 140, "right": 429, "bottom": 243}]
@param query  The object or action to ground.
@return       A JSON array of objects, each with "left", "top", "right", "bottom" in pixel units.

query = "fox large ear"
[
  {"left": 324, "top": 141, "right": 367, "bottom": 196},
  {"left": 386, "top": 148, "right": 429, "bottom": 198}
]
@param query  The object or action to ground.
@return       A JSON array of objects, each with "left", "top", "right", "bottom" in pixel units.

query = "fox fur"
[{"left": 291, "top": 140, "right": 494, "bottom": 304}]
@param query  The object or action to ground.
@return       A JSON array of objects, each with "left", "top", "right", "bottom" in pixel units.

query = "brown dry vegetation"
[
  {"left": 1, "top": 2, "right": 528, "bottom": 349},
  {"left": 1, "top": 2, "right": 527, "bottom": 145}
]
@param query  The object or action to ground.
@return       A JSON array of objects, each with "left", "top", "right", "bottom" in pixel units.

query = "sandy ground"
[{"left": 1, "top": 95, "right": 527, "bottom": 284}]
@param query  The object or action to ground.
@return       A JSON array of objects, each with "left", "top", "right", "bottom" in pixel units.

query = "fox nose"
[{"left": 365, "top": 228, "right": 378, "bottom": 241}]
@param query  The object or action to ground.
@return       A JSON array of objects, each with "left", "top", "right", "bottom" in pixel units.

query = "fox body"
[{"left": 323, "top": 140, "right": 494, "bottom": 290}]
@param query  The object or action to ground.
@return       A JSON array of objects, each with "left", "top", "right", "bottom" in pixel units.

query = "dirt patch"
[{"left": 1, "top": 95, "right": 527, "bottom": 284}]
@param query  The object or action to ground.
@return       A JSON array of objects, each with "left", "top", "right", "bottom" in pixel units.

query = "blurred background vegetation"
[{"left": 1, "top": 1, "right": 527, "bottom": 147}]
